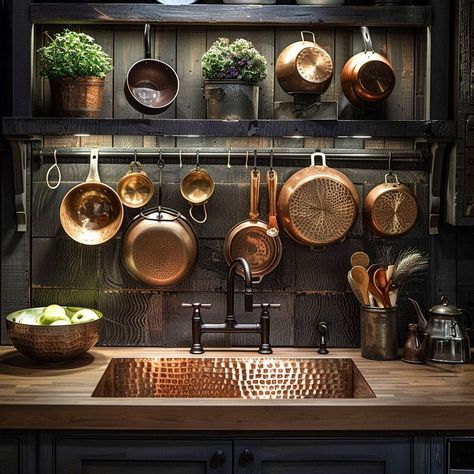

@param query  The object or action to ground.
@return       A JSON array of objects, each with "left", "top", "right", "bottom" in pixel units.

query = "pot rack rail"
[{"left": 10, "top": 143, "right": 448, "bottom": 236}]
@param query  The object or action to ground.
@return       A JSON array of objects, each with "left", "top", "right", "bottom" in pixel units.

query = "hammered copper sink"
[{"left": 92, "top": 357, "right": 375, "bottom": 399}]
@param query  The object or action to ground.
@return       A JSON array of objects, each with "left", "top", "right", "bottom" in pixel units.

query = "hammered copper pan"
[
  {"left": 60, "top": 149, "right": 124, "bottom": 245},
  {"left": 364, "top": 172, "right": 418, "bottom": 236},
  {"left": 224, "top": 169, "right": 282, "bottom": 283},
  {"left": 341, "top": 27, "right": 395, "bottom": 108},
  {"left": 117, "top": 160, "right": 154, "bottom": 209},
  {"left": 277, "top": 152, "right": 359, "bottom": 248},
  {"left": 121, "top": 164, "right": 198, "bottom": 286}
]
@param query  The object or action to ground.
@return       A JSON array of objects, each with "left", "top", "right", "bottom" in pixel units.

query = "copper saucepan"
[
  {"left": 341, "top": 27, "right": 395, "bottom": 108},
  {"left": 60, "top": 149, "right": 124, "bottom": 245},
  {"left": 117, "top": 157, "right": 154, "bottom": 209},
  {"left": 124, "top": 24, "right": 179, "bottom": 115},
  {"left": 364, "top": 172, "right": 418, "bottom": 237},
  {"left": 224, "top": 168, "right": 282, "bottom": 283},
  {"left": 276, "top": 31, "right": 333, "bottom": 95},
  {"left": 121, "top": 160, "right": 198, "bottom": 286},
  {"left": 277, "top": 152, "right": 359, "bottom": 249}
]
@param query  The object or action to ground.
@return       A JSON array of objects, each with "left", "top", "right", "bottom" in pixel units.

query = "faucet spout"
[{"left": 227, "top": 258, "right": 253, "bottom": 324}]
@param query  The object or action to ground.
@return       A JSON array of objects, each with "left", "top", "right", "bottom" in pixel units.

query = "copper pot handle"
[
  {"left": 144, "top": 24, "right": 151, "bottom": 59},
  {"left": 361, "top": 26, "right": 374, "bottom": 53},
  {"left": 310, "top": 152, "right": 327, "bottom": 167},
  {"left": 266, "top": 169, "right": 279, "bottom": 237},
  {"left": 189, "top": 202, "right": 208, "bottom": 224},
  {"left": 384, "top": 172, "right": 400, "bottom": 185},
  {"left": 249, "top": 169, "right": 260, "bottom": 222},
  {"left": 300, "top": 31, "right": 316, "bottom": 44},
  {"left": 86, "top": 148, "right": 101, "bottom": 183}
]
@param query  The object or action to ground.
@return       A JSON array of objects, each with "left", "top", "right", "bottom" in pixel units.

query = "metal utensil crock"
[{"left": 361, "top": 305, "right": 398, "bottom": 360}]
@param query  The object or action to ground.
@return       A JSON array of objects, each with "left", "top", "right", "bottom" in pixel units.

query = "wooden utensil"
[
  {"left": 347, "top": 270, "right": 365, "bottom": 306},
  {"left": 373, "top": 268, "right": 392, "bottom": 308},
  {"left": 350, "top": 266, "right": 370, "bottom": 306},
  {"left": 350, "top": 251, "right": 370, "bottom": 269},
  {"left": 367, "top": 264, "right": 385, "bottom": 308}
]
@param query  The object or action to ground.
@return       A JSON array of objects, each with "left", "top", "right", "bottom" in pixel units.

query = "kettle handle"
[{"left": 301, "top": 31, "right": 316, "bottom": 44}]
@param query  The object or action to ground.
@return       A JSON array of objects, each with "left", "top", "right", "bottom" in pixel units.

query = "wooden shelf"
[
  {"left": 2, "top": 118, "right": 456, "bottom": 139},
  {"left": 31, "top": 4, "right": 431, "bottom": 27}
]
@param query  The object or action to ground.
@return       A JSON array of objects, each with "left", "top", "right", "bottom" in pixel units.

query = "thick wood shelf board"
[
  {"left": 31, "top": 4, "right": 431, "bottom": 27},
  {"left": 2, "top": 118, "right": 456, "bottom": 138}
]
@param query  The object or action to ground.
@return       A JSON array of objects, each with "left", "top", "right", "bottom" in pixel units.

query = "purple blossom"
[{"left": 225, "top": 66, "right": 239, "bottom": 79}]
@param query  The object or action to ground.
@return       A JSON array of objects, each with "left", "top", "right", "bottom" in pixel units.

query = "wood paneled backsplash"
[{"left": 26, "top": 156, "right": 430, "bottom": 349}]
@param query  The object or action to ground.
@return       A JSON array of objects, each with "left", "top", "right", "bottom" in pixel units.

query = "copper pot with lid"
[
  {"left": 341, "top": 27, "right": 395, "bottom": 108},
  {"left": 276, "top": 31, "right": 333, "bottom": 95}
]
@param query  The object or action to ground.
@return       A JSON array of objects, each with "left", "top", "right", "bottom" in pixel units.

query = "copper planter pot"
[{"left": 49, "top": 76, "right": 105, "bottom": 118}]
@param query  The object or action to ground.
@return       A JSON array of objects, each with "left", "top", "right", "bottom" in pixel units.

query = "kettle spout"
[{"left": 408, "top": 298, "right": 428, "bottom": 330}]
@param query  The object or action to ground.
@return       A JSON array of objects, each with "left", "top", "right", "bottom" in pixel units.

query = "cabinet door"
[
  {"left": 234, "top": 438, "right": 413, "bottom": 474},
  {"left": 49, "top": 436, "right": 231, "bottom": 474},
  {"left": 0, "top": 433, "right": 37, "bottom": 474}
]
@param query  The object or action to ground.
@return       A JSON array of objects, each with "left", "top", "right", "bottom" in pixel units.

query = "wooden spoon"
[
  {"left": 350, "top": 251, "right": 370, "bottom": 269},
  {"left": 373, "top": 268, "right": 392, "bottom": 308},
  {"left": 347, "top": 270, "right": 365, "bottom": 306},
  {"left": 367, "top": 264, "right": 385, "bottom": 308},
  {"left": 350, "top": 266, "right": 370, "bottom": 306}
]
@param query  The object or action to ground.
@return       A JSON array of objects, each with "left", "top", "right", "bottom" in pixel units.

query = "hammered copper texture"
[
  {"left": 6, "top": 319, "right": 102, "bottom": 362},
  {"left": 92, "top": 357, "right": 375, "bottom": 399},
  {"left": 288, "top": 178, "right": 357, "bottom": 244},
  {"left": 296, "top": 47, "right": 333, "bottom": 84}
]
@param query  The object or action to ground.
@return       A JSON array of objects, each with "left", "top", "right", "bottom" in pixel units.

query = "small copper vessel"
[{"left": 117, "top": 160, "right": 154, "bottom": 209}]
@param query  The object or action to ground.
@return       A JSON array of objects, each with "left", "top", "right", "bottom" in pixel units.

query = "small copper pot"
[
  {"left": 117, "top": 160, "right": 154, "bottom": 209},
  {"left": 276, "top": 31, "right": 333, "bottom": 95},
  {"left": 341, "top": 27, "right": 395, "bottom": 108}
]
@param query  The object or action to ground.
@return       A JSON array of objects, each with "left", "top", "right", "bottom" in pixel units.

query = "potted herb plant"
[
  {"left": 38, "top": 29, "right": 113, "bottom": 118},
  {"left": 201, "top": 38, "right": 267, "bottom": 120}
]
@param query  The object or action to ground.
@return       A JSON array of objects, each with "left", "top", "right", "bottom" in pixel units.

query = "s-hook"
[
  {"left": 46, "top": 149, "right": 62, "bottom": 190},
  {"left": 227, "top": 148, "right": 232, "bottom": 169}
]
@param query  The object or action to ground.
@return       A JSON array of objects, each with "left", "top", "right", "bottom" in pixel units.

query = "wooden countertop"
[{"left": 1, "top": 346, "right": 473, "bottom": 431}]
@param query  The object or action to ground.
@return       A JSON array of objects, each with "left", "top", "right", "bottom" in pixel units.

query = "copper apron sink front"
[{"left": 92, "top": 357, "right": 375, "bottom": 399}]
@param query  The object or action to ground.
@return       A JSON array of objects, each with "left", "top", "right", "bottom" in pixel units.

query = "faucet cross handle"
[
  {"left": 252, "top": 303, "right": 281, "bottom": 310},
  {"left": 182, "top": 303, "right": 212, "bottom": 309}
]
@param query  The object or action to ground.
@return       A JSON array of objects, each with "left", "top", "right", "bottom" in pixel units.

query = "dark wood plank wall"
[{"left": 1, "top": 24, "right": 435, "bottom": 348}]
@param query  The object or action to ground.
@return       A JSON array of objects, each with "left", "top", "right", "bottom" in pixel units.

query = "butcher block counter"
[{"left": 1, "top": 346, "right": 474, "bottom": 431}]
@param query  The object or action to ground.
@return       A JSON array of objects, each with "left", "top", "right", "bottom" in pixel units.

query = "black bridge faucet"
[{"left": 182, "top": 258, "right": 280, "bottom": 355}]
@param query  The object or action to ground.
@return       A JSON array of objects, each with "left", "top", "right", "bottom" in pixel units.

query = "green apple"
[
  {"left": 14, "top": 314, "right": 39, "bottom": 325},
  {"left": 38, "top": 305, "right": 70, "bottom": 326},
  {"left": 49, "top": 319, "right": 71, "bottom": 326},
  {"left": 43, "top": 304, "right": 66, "bottom": 317},
  {"left": 71, "top": 309, "right": 99, "bottom": 324}
]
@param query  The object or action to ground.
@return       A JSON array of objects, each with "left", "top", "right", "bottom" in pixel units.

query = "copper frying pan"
[
  {"left": 341, "top": 27, "right": 395, "bottom": 108},
  {"left": 60, "top": 148, "right": 124, "bottom": 245},
  {"left": 121, "top": 160, "right": 198, "bottom": 286},
  {"left": 224, "top": 168, "right": 282, "bottom": 283},
  {"left": 277, "top": 152, "right": 359, "bottom": 248}
]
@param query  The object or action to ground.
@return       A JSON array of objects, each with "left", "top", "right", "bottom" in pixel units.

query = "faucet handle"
[
  {"left": 252, "top": 303, "right": 281, "bottom": 309},
  {"left": 182, "top": 303, "right": 212, "bottom": 309}
]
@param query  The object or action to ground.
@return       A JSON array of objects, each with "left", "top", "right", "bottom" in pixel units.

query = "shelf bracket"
[
  {"left": 9, "top": 139, "right": 31, "bottom": 232},
  {"left": 428, "top": 141, "right": 450, "bottom": 235}
]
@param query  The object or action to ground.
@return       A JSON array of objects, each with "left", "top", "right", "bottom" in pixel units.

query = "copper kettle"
[
  {"left": 276, "top": 31, "right": 333, "bottom": 95},
  {"left": 408, "top": 297, "right": 472, "bottom": 364}
]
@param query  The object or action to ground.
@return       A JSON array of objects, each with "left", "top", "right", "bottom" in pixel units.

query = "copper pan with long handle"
[
  {"left": 60, "top": 148, "right": 124, "bottom": 245},
  {"left": 277, "top": 152, "right": 359, "bottom": 249},
  {"left": 224, "top": 168, "right": 282, "bottom": 283}
]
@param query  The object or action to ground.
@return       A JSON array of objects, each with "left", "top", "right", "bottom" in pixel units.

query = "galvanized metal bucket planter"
[
  {"left": 49, "top": 76, "right": 105, "bottom": 118},
  {"left": 203, "top": 80, "right": 259, "bottom": 120}
]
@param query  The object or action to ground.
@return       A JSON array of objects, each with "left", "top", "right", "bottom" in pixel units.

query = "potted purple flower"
[{"left": 201, "top": 38, "right": 267, "bottom": 120}]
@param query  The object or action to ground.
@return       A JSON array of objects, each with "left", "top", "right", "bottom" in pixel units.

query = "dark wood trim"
[
  {"left": 30, "top": 4, "right": 432, "bottom": 27},
  {"left": 2, "top": 118, "right": 457, "bottom": 138}
]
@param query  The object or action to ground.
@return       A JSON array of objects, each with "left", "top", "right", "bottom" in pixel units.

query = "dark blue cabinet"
[{"left": 0, "top": 433, "right": 36, "bottom": 474}]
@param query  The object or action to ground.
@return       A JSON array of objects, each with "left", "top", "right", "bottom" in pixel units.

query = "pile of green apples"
[{"left": 12, "top": 305, "right": 100, "bottom": 326}]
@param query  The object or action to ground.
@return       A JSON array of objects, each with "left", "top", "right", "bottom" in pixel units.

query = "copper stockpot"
[
  {"left": 364, "top": 173, "right": 418, "bottom": 236},
  {"left": 224, "top": 169, "right": 282, "bottom": 283},
  {"left": 117, "top": 160, "right": 154, "bottom": 208},
  {"left": 341, "top": 27, "right": 395, "bottom": 108},
  {"left": 60, "top": 149, "right": 124, "bottom": 245},
  {"left": 277, "top": 152, "right": 359, "bottom": 248},
  {"left": 124, "top": 24, "right": 179, "bottom": 115},
  {"left": 276, "top": 31, "right": 333, "bottom": 95},
  {"left": 121, "top": 163, "right": 198, "bottom": 286}
]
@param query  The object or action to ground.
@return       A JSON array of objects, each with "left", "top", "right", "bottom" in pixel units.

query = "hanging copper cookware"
[
  {"left": 276, "top": 31, "right": 333, "bottom": 95},
  {"left": 224, "top": 167, "right": 282, "bottom": 283},
  {"left": 121, "top": 160, "right": 198, "bottom": 286},
  {"left": 60, "top": 148, "right": 124, "bottom": 245},
  {"left": 364, "top": 172, "right": 418, "bottom": 237},
  {"left": 117, "top": 158, "right": 154, "bottom": 209},
  {"left": 180, "top": 152, "right": 215, "bottom": 224},
  {"left": 277, "top": 152, "right": 359, "bottom": 248},
  {"left": 341, "top": 27, "right": 395, "bottom": 108}
]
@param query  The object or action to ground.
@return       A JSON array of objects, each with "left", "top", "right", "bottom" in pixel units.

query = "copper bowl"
[{"left": 6, "top": 307, "right": 103, "bottom": 362}]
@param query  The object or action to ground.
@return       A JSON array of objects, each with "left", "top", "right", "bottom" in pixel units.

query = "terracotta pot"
[{"left": 49, "top": 76, "right": 105, "bottom": 118}]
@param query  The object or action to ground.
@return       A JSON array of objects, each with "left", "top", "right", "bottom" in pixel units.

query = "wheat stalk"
[{"left": 391, "top": 248, "right": 429, "bottom": 289}]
